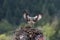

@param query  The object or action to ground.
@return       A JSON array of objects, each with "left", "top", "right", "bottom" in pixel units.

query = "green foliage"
[
  {"left": 43, "top": 24, "right": 55, "bottom": 37},
  {"left": 0, "top": 34, "right": 14, "bottom": 40},
  {"left": 0, "top": 20, "right": 17, "bottom": 33},
  {"left": 0, "top": 34, "right": 9, "bottom": 40},
  {"left": 42, "top": 23, "right": 56, "bottom": 40}
]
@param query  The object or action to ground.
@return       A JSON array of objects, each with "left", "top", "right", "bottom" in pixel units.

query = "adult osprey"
[
  {"left": 23, "top": 10, "right": 42, "bottom": 26},
  {"left": 14, "top": 11, "right": 45, "bottom": 40}
]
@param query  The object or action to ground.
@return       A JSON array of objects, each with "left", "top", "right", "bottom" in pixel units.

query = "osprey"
[
  {"left": 14, "top": 26, "right": 46, "bottom": 40},
  {"left": 23, "top": 10, "right": 42, "bottom": 26},
  {"left": 14, "top": 11, "right": 46, "bottom": 40}
]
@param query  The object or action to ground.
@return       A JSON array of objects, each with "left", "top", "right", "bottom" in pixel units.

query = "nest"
[{"left": 14, "top": 26, "right": 43, "bottom": 40}]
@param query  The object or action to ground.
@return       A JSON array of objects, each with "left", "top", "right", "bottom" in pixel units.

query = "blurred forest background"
[{"left": 0, "top": 0, "right": 60, "bottom": 40}]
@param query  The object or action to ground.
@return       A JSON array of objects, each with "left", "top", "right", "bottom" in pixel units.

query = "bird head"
[{"left": 23, "top": 10, "right": 42, "bottom": 26}]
